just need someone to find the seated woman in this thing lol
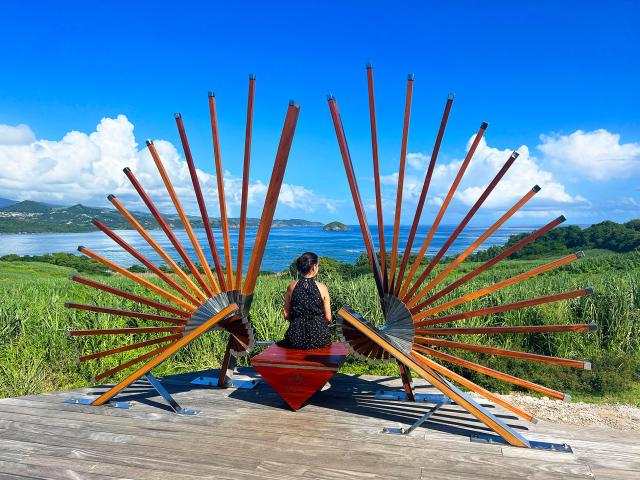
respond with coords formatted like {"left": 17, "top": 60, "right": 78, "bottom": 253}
{"left": 278, "top": 252, "right": 332, "bottom": 350}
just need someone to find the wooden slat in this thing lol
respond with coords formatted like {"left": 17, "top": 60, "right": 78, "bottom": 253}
{"left": 78, "top": 247, "right": 197, "bottom": 312}
{"left": 411, "top": 252, "right": 583, "bottom": 315}
{"left": 416, "top": 324, "right": 595, "bottom": 335}
{"left": 69, "top": 275, "right": 191, "bottom": 318}
{"left": 242, "top": 101, "right": 300, "bottom": 296}
{"left": 327, "top": 96, "right": 384, "bottom": 299}
{"left": 395, "top": 94, "right": 454, "bottom": 295}
{"left": 146, "top": 140, "right": 220, "bottom": 295}
{"left": 175, "top": 113, "right": 226, "bottom": 290}
{"left": 415, "top": 288, "right": 593, "bottom": 327}
{"left": 208, "top": 92, "right": 235, "bottom": 289}
{"left": 64, "top": 302, "right": 188, "bottom": 325}
{"left": 403, "top": 151, "right": 520, "bottom": 301}
{"left": 388, "top": 74, "right": 414, "bottom": 292}
{"left": 414, "top": 215, "right": 566, "bottom": 312}
{"left": 366, "top": 64, "right": 387, "bottom": 290}
{"left": 78, "top": 334, "right": 183, "bottom": 362}
{"left": 398, "top": 122, "right": 488, "bottom": 298}
{"left": 91, "top": 219, "right": 200, "bottom": 305}
{"left": 409, "top": 350, "right": 537, "bottom": 423}
{"left": 410, "top": 186, "right": 540, "bottom": 305}
{"left": 337, "top": 306, "right": 530, "bottom": 447}
{"left": 107, "top": 195, "right": 206, "bottom": 301}
{"left": 92, "top": 304, "right": 238, "bottom": 405}
{"left": 236, "top": 74, "right": 256, "bottom": 291}
{"left": 413, "top": 343, "right": 568, "bottom": 400}
{"left": 68, "top": 327, "right": 184, "bottom": 336}
{"left": 414, "top": 336, "right": 590, "bottom": 369}
{"left": 123, "top": 167, "right": 213, "bottom": 296}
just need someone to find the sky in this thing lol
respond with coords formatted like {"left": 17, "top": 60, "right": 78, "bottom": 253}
{"left": 0, "top": 1, "right": 638, "bottom": 226}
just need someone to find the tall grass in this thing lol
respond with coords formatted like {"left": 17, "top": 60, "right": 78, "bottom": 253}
{"left": 0, "top": 251, "right": 638, "bottom": 400}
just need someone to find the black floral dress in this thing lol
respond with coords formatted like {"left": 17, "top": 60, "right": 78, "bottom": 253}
{"left": 278, "top": 277, "right": 332, "bottom": 350}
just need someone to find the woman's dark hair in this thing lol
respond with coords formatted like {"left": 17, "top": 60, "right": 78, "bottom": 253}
{"left": 295, "top": 252, "right": 319, "bottom": 275}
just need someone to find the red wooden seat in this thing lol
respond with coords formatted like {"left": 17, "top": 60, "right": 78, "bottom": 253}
{"left": 252, "top": 342, "right": 348, "bottom": 410}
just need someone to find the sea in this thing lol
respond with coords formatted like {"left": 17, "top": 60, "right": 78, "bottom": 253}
{"left": 0, "top": 225, "right": 539, "bottom": 273}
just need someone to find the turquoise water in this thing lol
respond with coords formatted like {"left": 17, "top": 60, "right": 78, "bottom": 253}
{"left": 0, "top": 224, "right": 539, "bottom": 272}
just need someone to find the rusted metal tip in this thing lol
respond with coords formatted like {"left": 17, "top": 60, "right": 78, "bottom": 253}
{"left": 90, "top": 218, "right": 99, "bottom": 225}
{"left": 583, "top": 361, "right": 592, "bottom": 371}
{"left": 366, "top": 62, "right": 373, "bottom": 69}
{"left": 512, "top": 151, "right": 520, "bottom": 158}
{"left": 585, "top": 286, "right": 594, "bottom": 295}
{"left": 407, "top": 73, "right": 415, "bottom": 81}
{"left": 208, "top": 90, "right": 215, "bottom": 97}
{"left": 64, "top": 302, "right": 71, "bottom": 308}
{"left": 530, "top": 416, "right": 540, "bottom": 425}
{"left": 558, "top": 214, "right": 567, "bottom": 223}
{"left": 123, "top": 167, "right": 131, "bottom": 173}
{"left": 288, "top": 100, "right": 300, "bottom": 108}
{"left": 563, "top": 394, "right": 572, "bottom": 402}
{"left": 66, "top": 330, "right": 71, "bottom": 337}
{"left": 145, "top": 139, "right": 153, "bottom": 146}
{"left": 480, "top": 121, "right": 489, "bottom": 129}
{"left": 174, "top": 113, "right": 181, "bottom": 119}
{"left": 447, "top": 93, "right": 455, "bottom": 101}
{"left": 533, "top": 185, "right": 541, "bottom": 192}
{"left": 107, "top": 194, "right": 115, "bottom": 201}
{"left": 68, "top": 274, "right": 77, "bottom": 280}
{"left": 576, "top": 250, "right": 585, "bottom": 258}
{"left": 77, "top": 246, "right": 85, "bottom": 252}
{"left": 588, "top": 323, "right": 598, "bottom": 331}
{"left": 90, "top": 377, "right": 97, "bottom": 385}
{"left": 326, "top": 94, "right": 335, "bottom": 101}
{"left": 249, "top": 73, "right": 256, "bottom": 80}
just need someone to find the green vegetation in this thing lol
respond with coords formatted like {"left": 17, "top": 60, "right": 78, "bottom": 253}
{"left": 0, "top": 200, "right": 321, "bottom": 233}
{"left": 323, "top": 221, "right": 350, "bottom": 231}
{"left": 1, "top": 248, "right": 638, "bottom": 404}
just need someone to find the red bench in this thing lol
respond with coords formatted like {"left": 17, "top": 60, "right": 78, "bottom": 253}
{"left": 252, "top": 342, "right": 348, "bottom": 410}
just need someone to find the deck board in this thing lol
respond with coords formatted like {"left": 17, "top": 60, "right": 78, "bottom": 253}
{"left": 0, "top": 369, "right": 637, "bottom": 480}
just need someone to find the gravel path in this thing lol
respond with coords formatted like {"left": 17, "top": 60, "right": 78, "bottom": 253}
{"left": 496, "top": 393, "right": 640, "bottom": 431}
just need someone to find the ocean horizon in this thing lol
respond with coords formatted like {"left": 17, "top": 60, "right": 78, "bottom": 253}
{"left": 0, "top": 224, "right": 545, "bottom": 272}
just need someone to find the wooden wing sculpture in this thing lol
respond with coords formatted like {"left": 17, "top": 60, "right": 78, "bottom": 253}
{"left": 329, "top": 65, "right": 595, "bottom": 448}
{"left": 66, "top": 76, "right": 301, "bottom": 407}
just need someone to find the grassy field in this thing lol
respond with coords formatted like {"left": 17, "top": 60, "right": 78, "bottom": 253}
{"left": 0, "top": 250, "right": 638, "bottom": 405}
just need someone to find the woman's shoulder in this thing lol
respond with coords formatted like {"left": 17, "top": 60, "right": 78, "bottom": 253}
{"left": 287, "top": 279, "right": 298, "bottom": 291}
{"left": 314, "top": 281, "right": 329, "bottom": 293}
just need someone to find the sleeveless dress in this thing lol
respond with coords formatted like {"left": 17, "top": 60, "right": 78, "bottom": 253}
{"left": 278, "top": 277, "right": 332, "bottom": 350}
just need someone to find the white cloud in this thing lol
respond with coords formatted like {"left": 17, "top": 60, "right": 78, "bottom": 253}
{"left": 538, "top": 129, "right": 640, "bottom": 181}
{"left": 0, "top": 116, "right": 339, "bottom": 217}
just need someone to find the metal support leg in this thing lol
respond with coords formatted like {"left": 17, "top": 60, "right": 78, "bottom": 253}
{"left": 375, "top": 390, "right": 453, "bottom": 404}
{"left": 146, "top": 372, "right": 200, "bottom": 415}
{"left": 383, "top": 403, "right": 444, "bottom": 435}
{"left": 397, "top": 360, "right": 416, "bottom": 402}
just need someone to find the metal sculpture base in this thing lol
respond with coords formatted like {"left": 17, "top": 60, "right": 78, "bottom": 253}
{"left": 383, "top": 402, "right": 445, "bottom": 435}
{"left": 64, "top": 397, "right": 132, "bottom": 409}
{"left": 145, "top": 373, "right": 200, "bottom": 415}
{"left": 190, "top": 353, "right": 259, "bottom": 390}
{"left": 376, "top": 390, "right": 453, "bottom": 404}
{"left": 471, "top": 433, "right": 573, "bottom": 453}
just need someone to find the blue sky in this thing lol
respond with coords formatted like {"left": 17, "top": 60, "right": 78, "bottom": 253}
{"left": 0, "top": 1, "right": 638, "bottom": 225}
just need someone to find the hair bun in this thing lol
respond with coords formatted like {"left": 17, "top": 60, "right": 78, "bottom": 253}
{"left": 295, "top": 252, "right": 319, "bottom": 275}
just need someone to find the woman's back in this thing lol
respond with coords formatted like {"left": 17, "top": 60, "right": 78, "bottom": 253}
{"left": 290, "top": 277, "right": 325, "bottom": 319}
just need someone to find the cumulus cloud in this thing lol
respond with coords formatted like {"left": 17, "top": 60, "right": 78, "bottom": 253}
{"left": 0, "top": 115, "right": 339, "bottom": 217}
{"left": 538, "top": 129, "right": 640, "bottom": 181}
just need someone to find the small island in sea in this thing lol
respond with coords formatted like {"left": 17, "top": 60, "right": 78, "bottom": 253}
{"left": 323, "top": 221, "right": 350, "bottom": 231}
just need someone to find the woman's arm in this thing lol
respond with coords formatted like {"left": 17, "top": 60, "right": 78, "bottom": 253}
{"left": 318, "top": 282, "right": 332, "bottom": 322}
{"left": 283, "top": 281, "right": 296, "bottom": 321}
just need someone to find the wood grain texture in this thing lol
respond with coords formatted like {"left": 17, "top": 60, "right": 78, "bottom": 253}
{"left": 413, "top": 343, "right": 567, "bottom": 400}
{"left": 398, "top": 122, "right": 488, "bottom": 299}
{"left": 108, "top": 195, "right": 206, "bottom": 300}
{"left": 243, "top": 102, "right": 300, "bottom": 296}
{"left": 175, "top": 113, "right": 226, "bottom": 290}
{"left": 70, "top": 275, "right": 191, "bottom": 318}
{"left": 208, "top": 92, "right": 235, "bottom": 289}
{"left": 236, "top": 74, "right": 256, "bottom": 291}
{"left": 414, "top": 215, "right": 566, "bottom": 312}
{"left": 395, "top": 94, "right": 454, "bottom": 296}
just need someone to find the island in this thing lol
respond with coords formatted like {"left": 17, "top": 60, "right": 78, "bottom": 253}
{"left": 323, "top": 221, "right": 350, "bottom": 231}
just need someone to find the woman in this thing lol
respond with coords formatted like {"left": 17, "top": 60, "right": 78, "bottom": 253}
{"left": 278, "top": 252, "right": 332, "bottom": 350}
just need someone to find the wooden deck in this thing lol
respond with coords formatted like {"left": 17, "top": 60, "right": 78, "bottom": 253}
{"left": 0, "top": 369, "right": 638, "bottom": 480}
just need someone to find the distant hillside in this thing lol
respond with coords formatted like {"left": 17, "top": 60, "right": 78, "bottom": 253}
{"left": 0, "top": 198, "right": 16, "bottom": 207}
{"left": 0, "top": 200, "right": 322, "bottom": 233}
